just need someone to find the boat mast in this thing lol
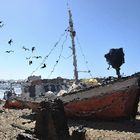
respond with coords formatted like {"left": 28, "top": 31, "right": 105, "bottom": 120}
{"left": 68, "top": 9, "right": 79, "bottom": 84}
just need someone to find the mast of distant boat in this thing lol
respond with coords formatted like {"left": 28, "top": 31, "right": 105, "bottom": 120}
{"left": 68, "top": 9, "right": 79, "bottom": 84}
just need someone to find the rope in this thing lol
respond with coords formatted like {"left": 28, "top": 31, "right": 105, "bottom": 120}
{"left": 76, "top": 36, "right": 93, "bottom": 78}
{"left": 47, "top": 32, "right": 68, "bottom": 78}
{"left": 61, "top": 54, "right": 72, "bottom": 60}
{"left": 30, "top": 29, "right": 68, "bottom": 75}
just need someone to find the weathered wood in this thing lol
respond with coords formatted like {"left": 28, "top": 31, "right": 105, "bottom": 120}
{"left": 17, "top": 133, "right": 39, "bottom": 140}
{"left": 35, "top": 98, "right": 70, "bottom": 140}
{"left": 11, "top": 123, "right": 34, "bottom": 134}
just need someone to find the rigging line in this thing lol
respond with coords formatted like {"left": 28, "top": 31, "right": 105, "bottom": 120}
{"left": 30, "top": 29, "right": 68, "bottom": 75}
{"left": 76, "top": 36, "right": 93, "bottom": 78}
{"left": 47, "top": 32, "right": 68, "bottom": 79}
{"left": 66, "top": 0, "right": 70, "bottom": 11}
{"left": 61, "top": 54, "right": 72, "bottom": 60}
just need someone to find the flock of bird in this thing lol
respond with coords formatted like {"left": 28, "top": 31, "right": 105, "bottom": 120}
{"left": 0, "top": 20, "right": 46, "bottom": 69}
{"left": 5, "top": 39, "right": 46, "bottom": 68}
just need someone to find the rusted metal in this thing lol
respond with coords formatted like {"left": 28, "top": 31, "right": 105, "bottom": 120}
{"left": 64, "top": 89, "right": 139, "bottom": 120}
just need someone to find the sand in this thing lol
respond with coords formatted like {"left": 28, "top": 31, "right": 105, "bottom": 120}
{"left": 0, "top": 101, "right": 140, "bottom": 140}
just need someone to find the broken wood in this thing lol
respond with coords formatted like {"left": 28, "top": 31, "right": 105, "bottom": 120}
{"left": 17, "top": 133, "right": 39, "bottom": 140}
{"left": 11, "top": 123, "right": 34, "bottom": 134}
{"left": 35, "top": 98, "right": 70, "bottom": 140}
{"left": 16, "top": 99, "right": 87, "bottom": 140}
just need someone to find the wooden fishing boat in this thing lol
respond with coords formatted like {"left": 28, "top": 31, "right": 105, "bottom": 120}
{"left": 60, "top": 73, "right": 140, "bottom": 120}
{"left": 4, "top": 73, "right": 140, "bottom": 120}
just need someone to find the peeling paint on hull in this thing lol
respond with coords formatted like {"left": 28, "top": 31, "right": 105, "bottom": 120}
{"left": 64, "top": 88, "right": 139, "bottom": 119}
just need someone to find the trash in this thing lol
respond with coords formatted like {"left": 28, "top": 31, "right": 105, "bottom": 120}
{"left": 81, "top": 78, "right": 101, "bottom": 87}
{"left": 57, "top": 90, "right": 67, "bottom": 96}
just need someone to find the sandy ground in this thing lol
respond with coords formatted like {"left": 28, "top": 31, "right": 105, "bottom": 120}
{"left": 0, "top": 101, "right": 140, "bottom": 140}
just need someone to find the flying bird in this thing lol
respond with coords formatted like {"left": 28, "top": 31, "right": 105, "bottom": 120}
{"left": 31, "top": 47, "right": 35, "bottom": 52}
{"left": 0, "top": 21, "right": 4, "bottom": 28}
{"left": 5, "top": 50, "right": 14, "bottom": 53}
{"left": 8, "top": 39, "right": 13, "bottom": 45}
{"left": 29, "top": 60, "right": 33, "bottom": 65}
{"left": 22, "top": 46, "right": 30, "bottom": 51}
{"left": 41, "top": 63, "right": 46, "bottom": 68}
{"left": 33, "top": 56, "right": 42, "bottom": 59}
{"left": 0, "top": 24, "right": 4, "bottom": 27}
{"left": 26, "top": 57, "right": 31, "bottom": 60}
{"left": 69, "top": 46, "right": 72, "bottom": 50}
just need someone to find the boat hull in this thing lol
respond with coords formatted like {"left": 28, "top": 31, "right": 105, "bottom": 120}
{"left": 64, "top": 88, "right": 139, "bottom": 120}
{"left": 3, "top": 74, "right": 140, "bottom": 120}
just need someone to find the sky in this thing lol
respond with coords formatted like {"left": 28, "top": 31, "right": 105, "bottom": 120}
{"left": 0, "top": 0, "right": 140, "bottom": 80}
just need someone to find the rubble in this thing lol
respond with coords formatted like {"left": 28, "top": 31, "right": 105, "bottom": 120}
{"left": 14, "top": 98, "right": 87, "bottom": 140}
{"left": 71, "top": 125, "right": 86, "bottom": 140}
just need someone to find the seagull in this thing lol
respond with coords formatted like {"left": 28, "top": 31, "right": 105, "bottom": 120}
{"left": 8, "top": 39, "right": 13, "bottom": 45}
{"left": 31, "top": 47, "right": 35, "bottom": 52}
{"left": 29, "top": 60, "right": 33, "bottom": 65}
{"left": 5, "top": 50, "right": 14, "bottom": 53}
{"left": 41, "top": 63, "right": 46, "bottom": 68}
{"left": 69, "top": 46, "right": 72, "bottom": 50}
{"left": 22, "top": 46, "right": 30, "bottom": 51}
{"left": 0, "top": 21, "right": 4, "bottom": 27}
{"left": 33, "top": 56, "right": 42, "bottom": 59}
{"left": 26, "top": 57, "right": 31, "bottom": 60}
{"left": 0, "top": 24, "right": 4, "bottom": 27}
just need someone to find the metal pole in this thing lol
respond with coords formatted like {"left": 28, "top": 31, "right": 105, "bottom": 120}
{"left": 68, "top": 10, "right": 79, "bottom": 84}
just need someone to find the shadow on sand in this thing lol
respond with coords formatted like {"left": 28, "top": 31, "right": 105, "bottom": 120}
{"left": 68, "top": 118, "right": 140, "bottom": 133}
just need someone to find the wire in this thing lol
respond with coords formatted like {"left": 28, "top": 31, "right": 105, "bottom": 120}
{"left": 76, "top": 36, "right": 93, "bottom": 78}
{"left": 47, "top": 32, "right": 68, "bottom": 78}
{"left": 61, "top": 54, "right": 72, "bottom": 60}
{"left": 30, "top": 29, "right": 68, "bottom": 75}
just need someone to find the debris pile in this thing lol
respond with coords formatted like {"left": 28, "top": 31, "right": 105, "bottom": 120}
{"left": 17, "top": 98, "right": 86, "bottom": 140}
